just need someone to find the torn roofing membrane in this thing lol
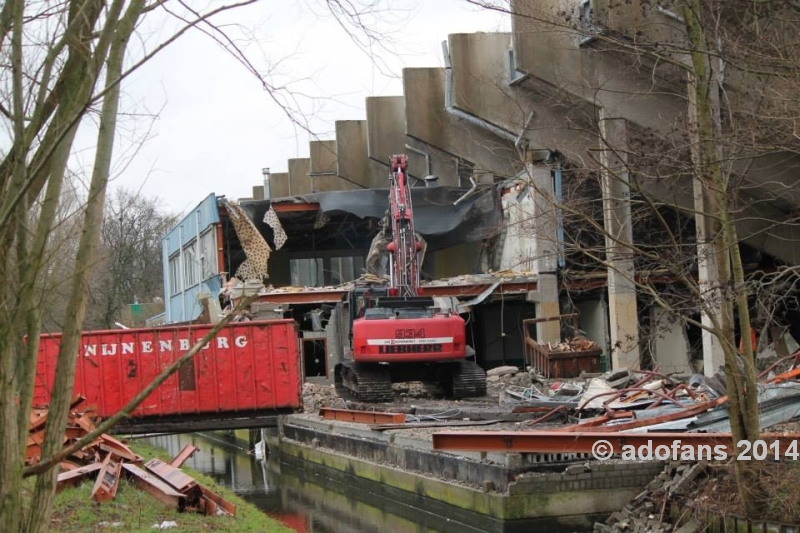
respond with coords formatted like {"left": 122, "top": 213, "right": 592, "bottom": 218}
{"left": 239, "top": 186, "right": 503, "bottom": 251}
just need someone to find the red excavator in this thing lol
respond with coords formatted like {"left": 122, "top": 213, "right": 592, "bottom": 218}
{"left": 334, "top": 155, "right": 487, "bottom": 402}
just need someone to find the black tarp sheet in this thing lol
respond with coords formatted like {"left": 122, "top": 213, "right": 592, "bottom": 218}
{"left": 242, "top": 186, "right": 502, "bottom": 251}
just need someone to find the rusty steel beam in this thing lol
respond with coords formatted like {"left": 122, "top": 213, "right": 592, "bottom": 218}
{"left": 561, "top": 397, "right": 727, "bottom": 433}
{"left": 199, "top": 485, "right": 236, "bottom": 516}
{"left": 91, "top": 455, "right": 122, "bottom": 503}
{"left": 145, "top": 458, "right": 197, "bottom": 493}
{"left": 98, "top": 434, "right": 139, "bottom": 462}
{"left": 319, "top": 407, "right": 406, "bottom": 424}
{"left": 57, "top": 463, "right": 103, "bottom": 492}
{"left": 169, "top": 444, "right": 200, "bottom": 468}
{"left": 123, "top": 463, "right": 186, "bottom": 510}
{"left": 432, "top": 431, "right": 800, "bottom": 454}
{"left": 272, "top": 202, "right": 320, "bottom": 213}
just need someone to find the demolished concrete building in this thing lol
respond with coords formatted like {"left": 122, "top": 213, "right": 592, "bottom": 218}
{"left": 159, "top": 0, "right": 800, "bottom": 384}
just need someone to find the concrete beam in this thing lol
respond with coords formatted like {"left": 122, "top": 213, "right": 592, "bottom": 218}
{"left": 366, "top": 96, "right": 406, "bottom": 166}
{"left": 309, "top": 140, "right": 352, "bottom": 192}
{"left": 335, "top": 120, "right": 384, "bottom": 188}
{"left": 270, "top": 172, "right": 290, "bottom": 199}
{"left": 288, "top": 158, "right": 312, "bottom": 195}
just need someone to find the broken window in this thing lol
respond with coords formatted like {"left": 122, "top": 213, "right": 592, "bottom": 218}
{"left": 169, "top": 255, "right": 181, "bottom": 295}
{"left": 290, "top": 255, "right": 364, "bottom": 287}
{"left": 199, "top": 228, "right": 217, "bottom": 281}
{"left": 183, "top": 241, "right": 198, "bottom": 288}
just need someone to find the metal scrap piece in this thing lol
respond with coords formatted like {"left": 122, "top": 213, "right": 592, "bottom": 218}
{"left": 169, "top": 445, "right": 199, "bottom": 468}
{"left": 123, "top": 463, "right": 186, "bottom": 511}
{"left": 91, "top": 454, "right": 122, "bottom": 503}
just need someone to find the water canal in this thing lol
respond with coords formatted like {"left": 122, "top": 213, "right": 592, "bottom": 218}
{"left": 144, "top": 431, "right": 593, "bottom": 533}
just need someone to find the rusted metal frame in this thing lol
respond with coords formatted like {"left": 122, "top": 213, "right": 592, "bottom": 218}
{"left": 145, "top": 458, "right": 197, "bottom": 493}
{"left": 432, "top": 430, "right": 800, "bottom": 453}
{"left": 561, "top": 397, "right": 727, "bottom": 433}
{"left": 770, "top": 367, "right": 800, "bottom": 384}
{"left": 170, "top": 444, "right": 200, "bottom": 468}
{"left": 272, "top": 202, "right": 320, "bottom": 213}
{"left": 198, "top": 485, "right": 236, "bottom": 516}
{"left": 759, "top": 350, "right": 800, "bottom": 379}
{"left": 91, "top": 454, "right": 122, "bottom": 503}
{"left": 56, "top": 463, "right": 103, "bottom": 492}
{"left": 40, "top": 395, "right": 89, "bottom": 432}
{"left": 577, "top": 387, "right": 682, "bottom": 415}
{"left": 370, "top": 419, "right": 501, "bottom": 432}
{"left": 319, "top": 407, "right": 406, "bottom": 424}
{"left": 524, "top": 405, "right": 567, "bottom": 426}
{"left": 648, "top": 383, "right": 696, "bottom": 410}
{"left": 98, "top": 434, "right": 139, "bottom": 462}
{"left": 123, "top": 463, "right": 186, "bottom": 510}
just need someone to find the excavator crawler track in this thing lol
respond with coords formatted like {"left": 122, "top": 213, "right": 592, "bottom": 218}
{"left": 451, "top": 360, "right": 487, "bottom": 399}
{"left": 335, "top": 362, "right": 394, "bottom": 403}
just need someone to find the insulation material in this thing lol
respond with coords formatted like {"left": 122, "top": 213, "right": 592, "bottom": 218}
{"left": 262, "top": 206, "right": 287, "bottom": 250}
{"left": 225, "top": 200, "right": 271, "bottom": 282}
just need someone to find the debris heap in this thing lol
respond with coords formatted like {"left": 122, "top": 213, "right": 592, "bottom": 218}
{"left": 30, "top": 397, "right": 235, "bottom": 516}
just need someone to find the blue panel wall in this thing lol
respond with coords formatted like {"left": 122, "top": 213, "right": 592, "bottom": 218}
{"left": 162, "top": 194, "right": 221, "bottom": 324}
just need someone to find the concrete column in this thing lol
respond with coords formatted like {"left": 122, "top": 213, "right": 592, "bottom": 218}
{"left": 693, "top": 170, "right": 726, "bottom": 375}
{"left": 651, "top": 307, "right": 692, "bottom": 374}
{"left": 528, "top": 164, "right": 560, "bottom": 344}
{"left": 598, "top": 110, "right": 640, "bottom": 369}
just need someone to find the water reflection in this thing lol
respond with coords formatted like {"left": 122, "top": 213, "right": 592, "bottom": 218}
{"left": 144, "top": 431, "right": 592, "bottom": 533}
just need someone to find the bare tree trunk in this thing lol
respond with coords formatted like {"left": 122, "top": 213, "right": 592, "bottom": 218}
{"left": 0, "top": 0, "right": 31, "bottom": 527}
{"left": 24, "top": 2, "right": 144, "bottom": 531}
{"left": 682, "top": 0, "right": 764, "bottom": 517}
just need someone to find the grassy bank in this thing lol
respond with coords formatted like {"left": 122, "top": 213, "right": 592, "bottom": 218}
{"left": 34, "top": 441, "right": 294, "bottom": 533}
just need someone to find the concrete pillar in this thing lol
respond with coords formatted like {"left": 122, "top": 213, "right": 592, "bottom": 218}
{"left": 524, "top": 164, "right": 560, "bottom": 344}
{"left": 693, "top": 172, "right": 726, "bottom": 375}
{"left": 651, "top": 307, "right": 692, "bottom": 374}
{"left": 598, "top": 110, "right": 640, "bottom": 370}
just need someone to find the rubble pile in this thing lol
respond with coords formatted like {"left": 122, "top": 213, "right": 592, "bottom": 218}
{"left": 486, "top": 365, "right": 537, "bottom": 397}
{"left": 30, "top": 397, "right": 234, "bottom": 515}
{"left": 594, "top": 462, "right": 706, "bottom": 533}
{"left": 546, "top": 337, "right": 599, "bottom": 353}
{"left": 484, "top": 350, "right": 800, "bottom": 434}
{"left": 302, "top": 382, "right": 340, "bottom": 411}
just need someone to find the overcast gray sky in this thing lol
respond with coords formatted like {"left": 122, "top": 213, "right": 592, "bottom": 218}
{"left": 92, "top": 0, "right": 509, "bottom": 216}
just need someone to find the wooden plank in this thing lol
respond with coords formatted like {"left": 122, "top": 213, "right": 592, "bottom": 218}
{"left": 169, "top": 444, "right": 199, "bottom": 468}
{"left": 57, "top": 463, "right": 103, "bottom": 492}
{"left": 145, "top": 458, "right": 197, "bottom": 493}
{"left": 123, "top": 463, "right": 185, "bottom": 510}
{"left": 90, "top": 455, "right": 122, "bottom": 503}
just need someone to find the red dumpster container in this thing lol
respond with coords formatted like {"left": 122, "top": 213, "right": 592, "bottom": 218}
{"left": 33, "top": 320, "right": 302, "bottom": 419}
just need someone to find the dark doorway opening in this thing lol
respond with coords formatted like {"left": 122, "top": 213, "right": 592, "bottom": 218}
{"left": 303, "top": 339, "right": 327, "bottom": 378}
